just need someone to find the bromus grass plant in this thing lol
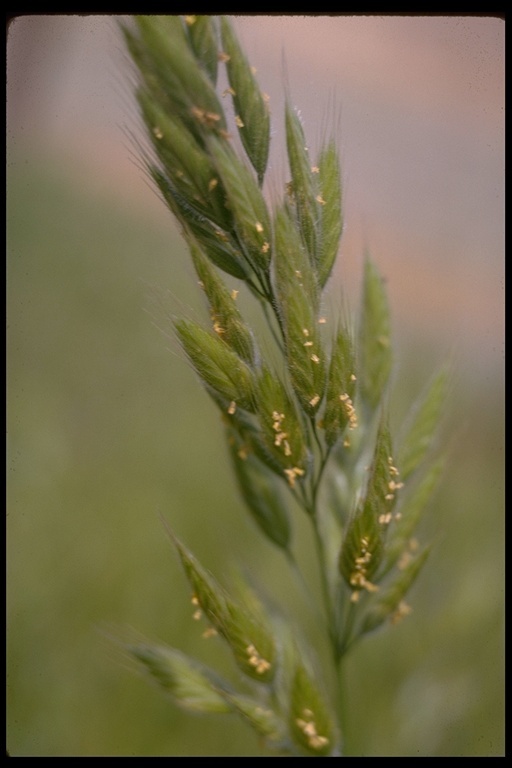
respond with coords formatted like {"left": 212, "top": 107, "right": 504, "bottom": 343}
{"left": 119, "top": 15, "right": 449, "bottom": 756}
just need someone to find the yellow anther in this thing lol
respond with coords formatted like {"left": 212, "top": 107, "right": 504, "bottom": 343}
{"left": 284, "top": 467, "right": 305, "bottom": 487}
{"left": 296, "top": 710, "right": 329, "bottom": 751}
{"left": 390, "top": 601, "right": 412, "bottom": 625}
{"left": 152, "top": 126, "right": 163, "bottom": 139}
{"left": 228, "top": 401, "right": 237, "bottom": 415}
{"left": 235, "top": 115, "right": 244, "bottom": 128}
{"left": 246, "top": 644, "right": 271, "bottom": 675}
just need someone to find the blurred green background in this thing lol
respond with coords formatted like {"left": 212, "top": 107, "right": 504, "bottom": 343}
{"left": 7, "top": 15, "right": 504, "bottom": 756}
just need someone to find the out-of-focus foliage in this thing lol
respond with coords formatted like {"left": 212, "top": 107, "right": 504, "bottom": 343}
{"left": 7, "top": 151, "right": 504, "bottom": 756}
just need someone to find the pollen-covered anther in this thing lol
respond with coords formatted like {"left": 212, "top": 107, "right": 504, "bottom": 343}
{"left": 191, "top": 106, "right": 206, "bottom": 122}
{"left": 284, "top": 467, "right": 305, "bottom": 487}
{"left": 309, "top": 394, "right": 321, "bottom": 408}
{"left": 390, "top": 600, "right": 412, "bottom": 625}
{"left": 339, "top": 393, "right": 358, "bottom": 429}
{"left": 388, "top": 456, "right": 400, "bottom": 476}
{"left": 212, "top": 320, "right": 225, "bottom": 335}
{"left": 191, "top": 595, "right": 202, "bottom": 620}
{"left": 274, "top": 431, "right": 288, "bottom": 448}
{"left": 318, "top": 317, "right": 327, "bottom": 324}
{"left": 388, "top": 480, "right": 404, "bottom": 492}
{"left": 235, "top": 115, "right": 245, "bottom": 128}
{"left": 184, "top": 15, "right": 196, "bottom": 25}
{"left": 315, "top": 195, "right": 327, "bottom": 205}
{"left": 272, "top": 411, "right": 286, "bottom": 431}
{"left": 227, "top": 401, "right": 237, "bottom": 415}
{"left": 152, "top": 126, "right": 163, "bottom": 139}
{"left": 202, "top": 626, "right": 218, "bottom": 638}
{"left": 350, "top": 537, "right": 379, "bottom": 597}
{"left": 230, "top": 289, "right": 239, "bottom": 300}
{"left": 261, "top": 242, "right": 270, "bottom": 254}
{"left": 311, "top": 354, "right": 320, "bottom": 364}
{"left": 246, "top": 644, "right": 271, "bottom": 675}
{"left": 304, "top": 341, "right": 313, "bottom": 347}
{"left": 311, "top": 165, "right": 320, "bottom": 173}
{"left": 204, "top": 111, "right": 222, "bottom": 127}
{"left": 208, "top": 177, "right": 218, "bottom": 191}
{"left": 397, "top": 551, "right": 413, "bottom": 570}
{"left": 379, "top": 512, "right": 393, "bottom": 525}
{"left": 296, "top": 710, "right": 329, "bottom": 751}
{"left": 295, "top": 270, "right": 303, "bottom": 279}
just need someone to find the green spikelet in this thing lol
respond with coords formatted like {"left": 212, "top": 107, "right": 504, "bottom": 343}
{"left": 359, "top": 256, "right": 392, "bottom": 411}
{"left": 171, "top": 533, "right": 277, "bottom": 684}
{"left": 208, "top": 135, "right": 272, "bottom": 271}
{"left": 184, "top": 15, "right": 219, "bottom": 84}
{"left": 125, "top": 16, "right": 227, "bottom": 146}
{"left": 323, "top": 325, "right": 357, "bottom": 446}
{"left": 220, "top": 16, "right": 271, "bottom": 185}
{"left": 274, "top": 206, "right": 325, "bottom": 416}
{"left": 316, "top": 140, "right": 343, "bottom": 287}
{"left": 174, "top": 318, "right": 256, "bottom": 411}
{"left": 138, "top": 91, "right": 230, "bottom": 230}
{"left": 190, "top": 242, "right": 256, "bottom": 365}
{"left": 227, "top": 425, "right": 291, "bottom": 550}
{"left": 398, "top": 367, "right": 449, "bottom": 482}
{"left": 285, "top": 102, "right": 320, "bottom": 264}
{"left": 289, "top": 659, "right": 335, "bottom": 756}
{"left": 361, "top": 545, "right": 431, "bottom": 634}
{"left": 255, "top": 365, "right": 309, "bottom": 486}
{"left": 128, "top": 644, "right": 232, "bottom": 713}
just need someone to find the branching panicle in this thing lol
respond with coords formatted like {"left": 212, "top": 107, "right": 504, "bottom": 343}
{"left": 120, "top": 14, "right": 447, "bottom": 757}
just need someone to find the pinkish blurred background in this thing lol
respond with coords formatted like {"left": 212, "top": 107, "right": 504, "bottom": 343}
{"left": 7, "top": 14, "right": 504, "bottom": 369}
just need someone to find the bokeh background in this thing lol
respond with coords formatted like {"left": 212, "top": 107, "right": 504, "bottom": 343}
{"left": 7, "top": 14, "right": 504, "bottom": 756}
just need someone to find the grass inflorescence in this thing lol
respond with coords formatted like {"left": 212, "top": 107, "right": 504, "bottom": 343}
{"left": 119, "top": 14, "right": 448, "bottom": 757}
